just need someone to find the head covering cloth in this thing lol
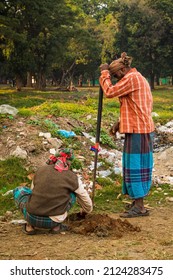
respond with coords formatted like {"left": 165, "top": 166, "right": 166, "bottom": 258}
{"left": 109, "top": 52, "right": 133, "bottom": 76}
{"left": 46, "top": 148, "right": 74, "bottom": 172}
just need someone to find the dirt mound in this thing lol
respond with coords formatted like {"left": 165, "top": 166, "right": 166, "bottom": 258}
{"left": 67, "top": 213, "right": 141, "bottom": 238}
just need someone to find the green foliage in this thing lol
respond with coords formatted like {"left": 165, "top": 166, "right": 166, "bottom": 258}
{"left": 96, "top": 177, "right": 115, "bottom": 187}
{"left": 0, "top": 157, "right": 31, "bottom": 215}
{"left": 62, "top": 137, "right": 84, "bottom": 151}
{"left": 70, "top": 158, "right": 83, "bottom": 170}
{"left": 40, "top": 119, "right": 59, "bottom": 137}
{"left": 0, "top": 195, "right": 16, "bottom": 215}
{"left": 0, "top": 0, "right": 173, "bottom": 89}
{"left": 72, "top": 126, "right": 83, "bottom": 135}
{"left": 0, "top": 0, "right": 83, "bottom": 89}
{"left": 100, "top": 130, "right": 116, "bottom": 148}
{"left": 18, "top": 108, "right": 34, "bottom": 116}
{"left": 97, "top": 158, "right": 113, "bottom": 170}
{"left": 0, "top": 157, "right": 30, "bottom": 193}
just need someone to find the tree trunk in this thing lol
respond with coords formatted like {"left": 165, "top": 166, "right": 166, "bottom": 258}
{"left": 59, "top": 71, "right": 66, "bottom": 87}
{"left": 150, "top": 73, "right": 155, "bottom": 90}
{"left": 59, "top": 61, "right": 76, "bottom": 88}
{"left": 69, "top": 80, "right": 74, "bottom": 91}
{"left": 16, "top": 75, "right": 23, "bottom": 91}
{"left": 156, "top": 74, "right": 160, "bottom": 86}
{"left": 35, "top": 72, "right": 46, "bottom": 90}
{"left": 67, "top": 77, "right": 78, "bottom": 92}
{"left": 87, "top": 79, "right": 91, "bottom": 87}
{"left": 26, "top": 72, "right": 32, "bottom": 87}
{"left": 78, "top": 75, "right": 83, "bottom": 87}
{"left": 92, "top": 73, "right": 96, "bottom": 86}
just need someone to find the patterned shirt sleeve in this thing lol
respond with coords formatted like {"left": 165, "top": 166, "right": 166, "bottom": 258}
{"left": 99, "top": 70, "right": 132, "bottom": 98}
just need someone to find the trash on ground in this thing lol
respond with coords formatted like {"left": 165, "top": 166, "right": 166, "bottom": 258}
{"left": 57, "top": 130, "right": 76, "bottom": 138}
{"left": 0, "top": 104, "right": 18, "bottom": 116}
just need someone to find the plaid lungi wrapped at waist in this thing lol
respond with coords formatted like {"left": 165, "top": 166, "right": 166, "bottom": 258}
{"left": 13, "top": 187, "right": 60, "bottom": 228}
{"left": 122, "top": 132, "right": 154, "bottom": 199}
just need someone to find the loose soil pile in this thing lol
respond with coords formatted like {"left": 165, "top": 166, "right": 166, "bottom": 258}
{"left": 67, "top": 213, "right": 140, "bottom": 238}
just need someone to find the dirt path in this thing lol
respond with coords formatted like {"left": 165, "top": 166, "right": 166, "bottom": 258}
{"left": 0, "top": 205, "right": 173, "bottom": 260}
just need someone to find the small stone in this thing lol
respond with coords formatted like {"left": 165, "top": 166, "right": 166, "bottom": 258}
{"left": 166, "top": 197, "right": 173, "bottom": 202}
{"left": 5, "top": 211, "right": 13, "bottom": 218}
{"left": 27, "top": 146, "right": 36, "bottom": 152}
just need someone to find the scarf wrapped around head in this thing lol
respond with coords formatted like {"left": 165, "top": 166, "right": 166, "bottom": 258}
{"left": 46, "top": 148, "right": 74, "bottom": 172}
{"left": 109, "top": 52, "right": 133, "bottom": 76}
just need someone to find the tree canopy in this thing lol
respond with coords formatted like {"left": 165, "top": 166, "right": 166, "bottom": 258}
{"left": 0, "top": 0, "right": 172, "bottom": 90}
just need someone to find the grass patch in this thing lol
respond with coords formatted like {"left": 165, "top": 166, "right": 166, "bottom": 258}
{"left": 100, "top": 129, "right": 117, "bottom": 149}
{"left": 146, "top": 184, "right": 173, "bottom": 206}
{"left": 0, "top": 157, "right": 31, "bottom": 215}
{"left": 152, "top": 89, "right": 173, "bottom": 123}
{"left": 93, "top": 177, "right": 124, "bottom": 213}
{"left": 0, "top": 157, "right": 30, "bottom": 193}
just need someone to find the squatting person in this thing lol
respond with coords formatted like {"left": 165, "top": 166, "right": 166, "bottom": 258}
{"left": 13, "top": 148, "right": 93, "bottom": 234}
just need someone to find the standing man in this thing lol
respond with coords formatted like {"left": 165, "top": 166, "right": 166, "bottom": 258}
{"left": 99, "top": 52, "right": 154, "bottom": 218}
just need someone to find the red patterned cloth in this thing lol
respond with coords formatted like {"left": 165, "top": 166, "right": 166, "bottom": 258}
{"left": 47, "top": 148, "right": 74, "bottom": 172}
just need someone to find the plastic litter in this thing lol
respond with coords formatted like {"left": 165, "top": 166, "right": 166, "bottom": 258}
{"left": 57, "top": 130, "right": 76, "bottom": 138}
{"left": 2, "top": 190, "right": 13, "bottom": 196}
{"left": 0, "top": 104, "right": 18, "bottom": 116}
{"left": 89, "top": 161, "right": 103, "bottom": 171}
{"left": 39, "top": 132, "right": 51, "bottom": 139}
{"left": 10, "top": 219, "right": 26, "bottom": 225}
{"left": 97, "top": 170, "right": 112, "bottom": 177}
{"left": 10, "top": 146, "right": 27, "bottom": 159}
{"left": 49, "top": 148, "right": 56, "bottom": 155}
{"left": 82, "top": 132, "right": 95, "bottom": 143}
{"left": 113, "top": 167, "right": 122, "bottom": 175}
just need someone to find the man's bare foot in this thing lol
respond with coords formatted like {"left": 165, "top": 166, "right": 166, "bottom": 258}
{"left": 22, "top": 223, "right": 36, "bottom": 235}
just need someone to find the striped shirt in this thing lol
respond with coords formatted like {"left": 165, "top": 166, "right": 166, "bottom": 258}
{"left": 99, "top": 68, "right": 155, "bottom": 133}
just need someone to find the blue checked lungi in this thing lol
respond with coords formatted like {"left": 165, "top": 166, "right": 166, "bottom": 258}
{"left": 122, "top": 132, "right": 154, "bottom": 199}
{"left": 13, "top": 187, "right": 76, "bottom": 229}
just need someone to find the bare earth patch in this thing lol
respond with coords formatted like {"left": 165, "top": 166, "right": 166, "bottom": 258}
{"left": 0, "top": 206, "right": 173, "bottom": 260}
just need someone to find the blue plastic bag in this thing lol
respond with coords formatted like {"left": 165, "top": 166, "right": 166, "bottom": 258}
{"left": 57, "top": 130, "right": 76, "bottom": 138}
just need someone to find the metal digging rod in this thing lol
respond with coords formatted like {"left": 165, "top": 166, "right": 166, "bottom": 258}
{"left": 91, "top": 85, "right": 103, "bottom": 203}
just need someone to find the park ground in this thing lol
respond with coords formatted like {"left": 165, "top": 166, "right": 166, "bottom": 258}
{"left": 0, "top": 205, "right": 173, "bottom": 260}
{"left": 0, "top": 87, "right": 173, "bottom": 260}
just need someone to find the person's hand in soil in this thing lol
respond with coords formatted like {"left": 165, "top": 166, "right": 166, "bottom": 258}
{"left": 77, "top": 209, "right": 87, "bottom": 220}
